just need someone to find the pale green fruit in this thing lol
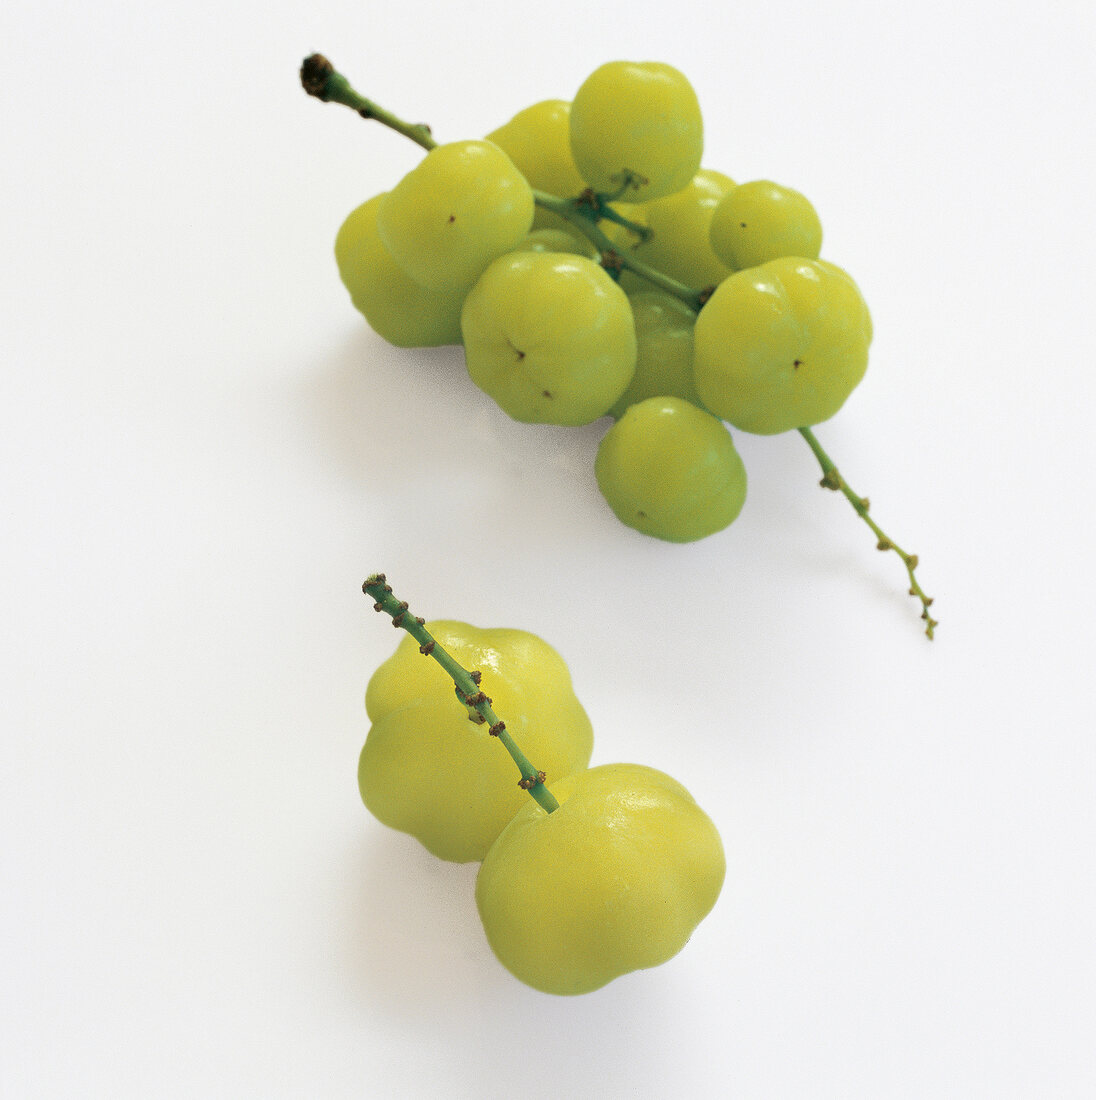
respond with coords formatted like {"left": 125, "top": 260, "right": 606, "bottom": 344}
{"left": 334, "top": 195, "right": 463, "bottom": 347}
{"left": 477, "top": 763, "right": 725, "bottom": 995}
{"left": 607, "top": 291, "right": 705, "bottom": 419}
{"left": 595, "top": 397, "right": 747, "bottom": 542}
{"left": 461, "top": 251, "right": 636, "bottom": 426}
{"left": 619, "top": 168, "right": 737, "bottom": 293}
{"left": 693, "top": 257, "right": 871, "bottom": 435}
{"left": 486, "top": 100, "right": 588, "bottom": 231}
{"left": 708, "top": 180, "right": 822, "bottom": 270}
{"left": 376, "top": 140, "right": 535, "bottom": 292}
{"left": 569, "top": 61, "right": 703, "bottom": 203}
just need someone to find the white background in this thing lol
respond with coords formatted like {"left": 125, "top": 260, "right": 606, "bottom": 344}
{"left": 3, "top": 1, "right": 1095, "bottom": 1096}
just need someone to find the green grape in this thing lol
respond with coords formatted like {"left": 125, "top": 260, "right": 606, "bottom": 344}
{"left": 619, "top": 169, "right": 736, "bottom": 293}
{"left": 595, "top": 397, "right": 747, "bottom": 542}
{"left": 607, "top": 291, "right": 704, "bottom": 419}
{"left": 708, "top": 180, "right": 822, "bottom": 270}
{"left": 513, "top": 227, "right": 598, "bottom": 259}
{"left": 569, "top": 61, "right": 703, "bottom": 203}
{"left": 334, "top": 195, "right": 463, "bottom": 347}
{"left": 693, "top": 257, "right": 871, "bottom": 435}
{"left": 477, "top": 763, "right": 725, "bottom": 995}
{"left": 377, "top": 140, "right": 535, "bottom": 292}
{"left": 485, "top": 100, "right": 587, "bottom": 231}
{"left": 461, "top": 251, "right": 636, "bottom": 426}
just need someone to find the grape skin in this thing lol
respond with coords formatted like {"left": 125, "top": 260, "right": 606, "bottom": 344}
{"left": 569, "top": 61, "right": 703, "bottom": 203}
{"left": 709, "top": 180, "right": 822, "bottom": 270}
{"left": 334, "top": 195, "right": 463, "bottom": 347}
{"left": 607, "top": 291, "right": 705, "bottom": 419}
{"left": 486, "top": 100, "right": 588, "bottom": 231}
{"left": 461, "top": 252, "right": 636, "bottom": 426}
{"left": 377, "top": 140, "right": 535, "bottom": 292}
{"left": 693, "top": 257, "right": 872, "bottom": 435}
{"left": 595, "top": 397, "right": 747, "bottom": 542}
{"left": 618, "top": 168, "right": 737, "bottom": 293}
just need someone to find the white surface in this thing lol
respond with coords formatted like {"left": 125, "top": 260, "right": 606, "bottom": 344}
{"left": 3, "top": 1, "right": 1095, "bottom": 1096}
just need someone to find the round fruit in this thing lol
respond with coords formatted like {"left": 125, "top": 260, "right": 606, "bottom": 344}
{"left": 619, "top": 168, "right": 736, "bottom": 293}
{"left": 334, "top": 195, "right": 463, "bottom": 347}
{"left": 360, "top": 621, "right": 594, "bottom": 863}
{"left": 461, "top": 251, "right": 636, "bottom": 425}
{"left": 476, "top": 763, "right": 725, "bottom": 996}
{"left": 376, "top": 140, "right": 535, "bottom": 292}
{"left": 486, "top": 100, "right": 587, "bottom": 231}
{"left": 607, "top": 292, "right": 705, "bottom": 418}
{"left": 708, "top": 180, "right": 822, "bottom": 270}
{"left": 569, "top": 61, "right": 703, "bottom": 203}
{"left": 513, "top": 227, "right": 597, "bottom": 259}
{"left": 595, "top": 397, "right": 747, "bottom": 541}
{"left": 693, "top": 258, "right": 872, "bottom": 435}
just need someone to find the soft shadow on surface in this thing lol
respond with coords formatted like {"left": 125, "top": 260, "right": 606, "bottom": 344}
{"left": 298, "top": 326, "right": 470, "bottom": 490}
{"left": 337, "top": 827, "right": 495, "bottom": 1019}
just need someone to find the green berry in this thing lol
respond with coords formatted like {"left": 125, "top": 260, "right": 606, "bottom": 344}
{"left": 595, "top": 397, "right": 747, "bottom": 542}
{"left": 708, "top": 180, "right": 822, "bottom": 270}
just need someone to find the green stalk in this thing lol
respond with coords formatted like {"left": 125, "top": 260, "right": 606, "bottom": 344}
{"left": 362, "top": 574, "right": 560, "bottom": 813}
{"left": 300, "top": 55, "right": 437, "bottom": 151}
{"left": 798, "top": 427, "right": 936, "bottom": 638}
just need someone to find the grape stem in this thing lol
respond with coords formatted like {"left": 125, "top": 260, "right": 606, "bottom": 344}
{"left": 362, "top": 574, "right": 560, "bottom": 812}
{"left": 797, "top": 427, "right": 937, "bottom": 638}
{"left": 299, "top": 54, "right": 704, "bottom": 309}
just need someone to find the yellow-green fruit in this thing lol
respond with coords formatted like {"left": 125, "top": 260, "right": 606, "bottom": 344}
{"left": 620, "top": 169, "right": 736, "bottom": 293}
{"left": 476, "top": 763, "right": 725, "bottom": 996}
{"left": 596, "top": 397, "right": 747, "bottom": 542}
{"left": 512, "top": 227, "right": 598, "bottom": 260}
{"left": 377, "top": 140, "right": 535, "bottom": 292}
{"left": 461, "top": 251, "right": 636, "bottom": 426}
{"left": 708, "top": 180, "right": 822, "bottom": 270}
{"left": 486, "top": 100, "right": 587, "bottom": 232}
{"left": 569, "top": 61, "right": 703, "bottom": 203}
{"left": 693, "top": 258, "right": 871, "bottom": 435}
{"left": 361, "top": 621, "right": 593, "bottom": 863}
{"left": 607, "top": 292, "right": 704, "bottom": 419}
{"left": 334, "top": 195, "right": 463, "bottom": 347}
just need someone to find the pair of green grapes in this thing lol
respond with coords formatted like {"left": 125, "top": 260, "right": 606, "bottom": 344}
{"left": 361, "top": 579, "right": 725, "bottom": 997}
{"left": 331, "top": 59, "right": 873, "bottom": 544}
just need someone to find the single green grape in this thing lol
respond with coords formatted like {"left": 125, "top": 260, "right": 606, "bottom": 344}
{"left": 485, "top": 100, "right": 587, "bottom": 232}
{"left": 619, "top": 169, "right": 737, "bottom": 293}
{"left": 377, "top": 140, "right": 535, "bottom": 292}
{"left": 607, "top": 291, "right": 704, "bottom": 418}
{"left": 595, "top": 397, "right": 747, "bottom": 542}
{"left": 334, "top": 195, "right": 464, "bottom": 347}
{"left": 708, "top": 180, "right": 822, "bottom": 270}
{"left": 512, "top": 227, "right": 598, "bottom": 259}
{"left": 461, "top": 251, "right": 636, "bottom": 426}
{"left": 361, "top": 621, "right": 594, "bottom": 863}
{"left": 693, "top": 257, "right": 872, "bottom": 435}
{"left": 476, "top": 763, "right": 725, "bottom": 996}
{"left": 569, "top": 61, "right": 703, "bottom": 203}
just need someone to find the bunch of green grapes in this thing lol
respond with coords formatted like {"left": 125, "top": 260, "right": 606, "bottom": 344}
{"left": 311, "top": 52, "right": 930, "bottom": 633}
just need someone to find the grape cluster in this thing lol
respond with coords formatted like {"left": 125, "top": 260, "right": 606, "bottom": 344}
{"left": 333, "top": 59, "right": 872, "bottom": 545}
